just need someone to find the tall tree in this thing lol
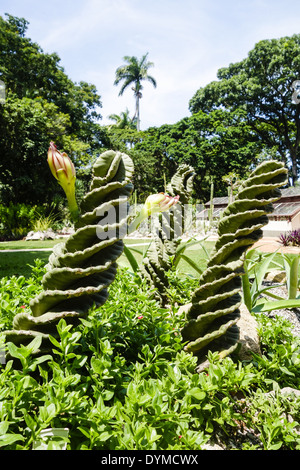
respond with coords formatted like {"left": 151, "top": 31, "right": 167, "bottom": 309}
{"left": 102, "top": 108, "right": 260, "bottom": 202}
{"left": 0, "top": 14, "right": 103, "bottom": 204}
{"left": 189, "top": 35, "right": 300, "bottom": 184}
{"left": 108, "top": 108, "right": 136, "bottom": 129}
{"left": 114, "top": 53, "right": 157, "bottom": 131}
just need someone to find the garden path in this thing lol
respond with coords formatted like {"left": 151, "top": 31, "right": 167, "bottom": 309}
{"left": 252, "top": 237, "right": 300, "bottom": 254}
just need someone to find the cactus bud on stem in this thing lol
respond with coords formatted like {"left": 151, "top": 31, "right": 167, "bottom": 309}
{"left": 47, "top": 142, "right": 79, "bottom": 222}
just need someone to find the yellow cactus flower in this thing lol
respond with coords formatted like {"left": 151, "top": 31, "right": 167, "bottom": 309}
{"left": 143, "top": 193, "right": 180, "bottom": 216}
{"left": 129, "top": 192, "right": 180, "bottom": 234}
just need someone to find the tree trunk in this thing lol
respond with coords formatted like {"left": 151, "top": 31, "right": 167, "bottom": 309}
{"left": 135, "top": 94, "right": 140, "bottom": 131}
{"left": 290, "top": 147, "right": 298, "bottom": 185}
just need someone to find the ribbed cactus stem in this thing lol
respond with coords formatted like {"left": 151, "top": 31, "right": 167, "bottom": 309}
{"left": 181, "top": 160, "right": 288, "bottom": 370}
{"left": 4, "top": 150, "right": 134, "bottom": 350}
{"left": 140, "top": 164, "right": 195, "bottom": 303}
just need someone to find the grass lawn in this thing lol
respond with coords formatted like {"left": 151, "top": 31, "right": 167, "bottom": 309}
{"left": 0, "top": 251, "right": 52, "bottom": 278}
{"left": 1, "top": 237, "right": 298, "bottom": 280}
{"left": 0, "top": 237, "right": 216, "bottom": 279}
{"left": 0, "top": 239, "right": 59, "bottom": 250}
{"left": 0, "top": 239, "right": 60, "bottom": 278}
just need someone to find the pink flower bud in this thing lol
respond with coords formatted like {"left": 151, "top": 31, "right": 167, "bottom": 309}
{"left": 47, "top": 142, "right": 79, "bottom": 221}
{"left": 47, "top": 142, "right": 76, "bottom": 184}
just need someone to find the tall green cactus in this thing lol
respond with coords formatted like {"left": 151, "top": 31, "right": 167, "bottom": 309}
{"left": 140, "top": 164, "right": 195, "bottom": 303}
{"left": 181, "top": 160, "right": 288, "bottom": 370}
{"left": 4, "top": 150, "right": 134, "bottom": 349}
{"left": 164, "top": 163, "right": 195, "bottom": 254}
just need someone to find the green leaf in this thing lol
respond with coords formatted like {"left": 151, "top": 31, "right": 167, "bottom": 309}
{"left": 90, "top": 356, "right": 103, "bottom": 375}
{"left": 252, "top": 298, "right": 300, "bottom": 312}
{"left": 49, "top": 336, "right": 62, "bottom": 349}
{"left": 0, "top": 422, "right": 9, "bottom": 435}
{"left": 282, "top": 254, "right": 299, "bottom": 299}
{"left": 269, "top": 442, "right": 283, "bottom": 450}
{"left": 123, "top": 245, "right": 140, "bottom": 273}
{"left": 250, "top": 250, "right": 279, "bottom": 297}
{"left": 242, "top": 264, "right": 252, "bottom": 311}
{"left": 21, "top": 375, "right": 39, "bottom": 389}
{"left": 0, "top": 433, "right": 25, "bottom": 448}
{"left": 278, "top": 366, "right": 295, "bottom": 376}
{"left": 102, "top": 390, "right": 114, "bottom": 401}
{"left": 31, "top": 354, "right": 53, "bottom": 368}
{"left": 39, "top": 403, "right": 56, "bottom": 423}
{"left": 6, "top": 342, "right": 24, "bottom": 361}
{"left": 78, "top": 427, "right": 91, "bottom": 439}
{"left": 178, "top": 254, "right": 203, "bottom": 275}
{"left": 24, "top": 413, "right": 37, "bottom": 431}
{"left": 188, "top": 388, "right": 206, "bottom": 400}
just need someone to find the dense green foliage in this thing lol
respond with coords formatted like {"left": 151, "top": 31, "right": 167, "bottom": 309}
{"left": 2, "top": 15, "right": 300, "bottom": 206}
{"left": 189, "top": 35, "right": 300, "bottom": 183}
{"left": 0, "top": 263, "right": 299, "bottom": 450}
{"left": 0, "top": 14, "right": 103, "bottom": 205}
{"left": 104, "top": 110, "right": 263, "bottom": 202}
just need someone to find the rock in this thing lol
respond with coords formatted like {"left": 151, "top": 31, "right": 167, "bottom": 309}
{"left": 202, "top": 441, "right": 224, "bottom": 450}
{"left": 25, "top": 231, "right": 35, "bottom": 239}
{"left": 178, "top": 302, "right": 262, "bottom": 363}
{"left": 265, "top": 387, "right": 300, "bottom": 399}
{"left": 176, "top": 302, "right": 191, "bottom": 317}
{"left": 237, "top": 304, "right": 261, "bottom": 360}
{"left": 265, "top": 269, "right": 286, "bottom": 283}
{"left": 25, "top": 229, "right": 56, "bottom": 240}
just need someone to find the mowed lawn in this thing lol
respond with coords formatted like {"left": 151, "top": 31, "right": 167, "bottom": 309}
{"left": 1, "top": 237, "right": 297, "bottom": 281}
{"left": 0, "top": 238, "right": 216, "bottom": 279}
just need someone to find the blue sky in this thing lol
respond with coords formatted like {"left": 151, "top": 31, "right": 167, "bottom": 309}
{"left": 1, "top": 0, "right": 300, "bottom": 129}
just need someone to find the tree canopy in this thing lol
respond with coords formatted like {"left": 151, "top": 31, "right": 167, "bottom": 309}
{"left": 114, "top": 53, "right": 157, "bottom": 131}
{"left": 104, "top": 107, "right": 261, "bottom": 202}
{"left": 0, "top": 14, "right": 103, "bottom": 205}
{"left": 189, "top": 35, "right": 300, "bottom": 183}
{"left": 1, "top": 15, "right": 299, "bottom": 208}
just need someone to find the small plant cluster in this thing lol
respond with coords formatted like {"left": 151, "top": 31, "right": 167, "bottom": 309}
{"left": 0, "top": 203, "right": 64, "bottom": 241}
{"left": 243, "top": 249, "right": 300, "bottom": 313}
{"left": 0, "top": 260, "right": 45, "bottom": 331}
{"left": 279, "top": 229, "right": 300, "bottom": 247}
{"left": 0, "top": 266, "right": 299, "bottom": 450}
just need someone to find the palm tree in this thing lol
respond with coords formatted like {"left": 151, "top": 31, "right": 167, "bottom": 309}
{"left": 108, "top": 108, "right": 136, "bottom": 129}
{"left": 114, "top": 53, "right": 157, "bottom": 131}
